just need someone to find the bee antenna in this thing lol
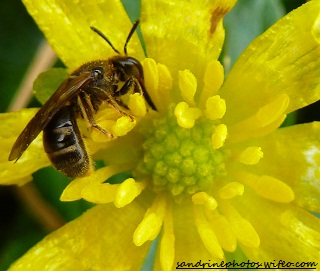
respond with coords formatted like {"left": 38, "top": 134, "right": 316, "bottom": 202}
{"left": 124, "top": 19, "right": 140, "bottom": 55}
{"left": 90, "top": 26, "right": 121, "bottom": 55}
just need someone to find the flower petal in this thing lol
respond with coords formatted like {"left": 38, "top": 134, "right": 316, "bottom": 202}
{"left": 249, "top": 122, "right": 320, "bottom": 213}
{"left": 220, "top": 0, "right": 320, "bottom": 125}
{"left": 9, "top": 204, "right": 150, "bottom": 270}
{"left": 171, "top": 199, "right": 224, "bottom": 262}
{"left": 234, "top": 191, "right": 320, "bottom": 262}
{"left": 0, "top": 109, "right": 50, "bottom": 185}
{"left": 22, "top": 0, "right": 144, "bottom": 70}
{"left": 141, "top": 0, "right": 236, "bottom": 85}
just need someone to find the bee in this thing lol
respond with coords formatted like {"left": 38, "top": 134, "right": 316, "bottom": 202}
{"left": 8, "top": 19, "right": 156, "bottom": 178}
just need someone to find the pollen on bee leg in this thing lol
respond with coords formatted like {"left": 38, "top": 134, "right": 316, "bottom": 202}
{"left": 133, "top": 193, "right": 166, "bottom": 246}
{"left": 205, "top": 95, "right": 226, "bottom": 120}
{"left": 128, "top": 93, "right": 147, "bottom": 117}
{"left": 192, "top": 192, "right": 218, "bottom": 211}
{"left": 211, "top": 124, "right": 228, "bottom": 149}
{"left": 218, "top": 182, "right": 244, "bottom": 199}
{"left": 238, "top": 146, "right": 263, "bottom": 165}
{"left": 174, "top": 102, "right": 201, "bottom": 128}
{"left": 179, "top": 69, "right": 197, "bottom": 106}
{"left": 91, "top": 120, "right": 116, "bottom": 142}
{"left": 114, "top": 178, "right": 146, "bottom": 208}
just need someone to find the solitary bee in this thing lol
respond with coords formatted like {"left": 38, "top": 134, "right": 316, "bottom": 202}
{"left": 9, "top": 19, "right": 156, "bottom": 178}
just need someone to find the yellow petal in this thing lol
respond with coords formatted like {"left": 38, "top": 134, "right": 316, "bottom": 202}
{"left": 250, "top": 122, "right": 320, "bottom": 212}
{"left": 228, "top": 94, "right": 289, "bottom": 143}
{"left": 171, "top": 199, "right": 223, "bottom": 263}
{"left": 233, "top": 191, "right": 320, "bottom": 262}
{"left": 0, "top": 109, "right": 50, "bottom": 185}
{"left": 22, "top": 0, "right": 144, "bottom": 70}
{"left": 221, "top": 0, "right": 320, "bottom": 124}
{"left": 9, "top": 204, "right": 150, "bottom": 270}
{"left": 141, "top": 0, "right": 235, "bottom": 87}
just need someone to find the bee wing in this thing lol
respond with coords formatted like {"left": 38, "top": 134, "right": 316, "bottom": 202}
{"left": 9, "top": 71, "right": 93, "bottom": 162}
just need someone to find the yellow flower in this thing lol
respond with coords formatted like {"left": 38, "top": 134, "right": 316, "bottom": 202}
{"left": 1, "top": 0, "right": 320, "bottom": 270}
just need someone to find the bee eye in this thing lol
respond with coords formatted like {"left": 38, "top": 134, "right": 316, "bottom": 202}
{"left": 93, "top": 69, "right": 103, "bottom": 80}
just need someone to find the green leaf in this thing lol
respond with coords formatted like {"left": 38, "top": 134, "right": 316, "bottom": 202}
{"left": 33, "top": 68, "right": 69, "bottom": 105}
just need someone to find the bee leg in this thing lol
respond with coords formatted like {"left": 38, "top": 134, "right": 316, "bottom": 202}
{"left": 91, "top": 86, "right": 134, "bottom": 121}
{"left": 77, "top": 94, "right": 114, "bottom": 138}
{"left": 116, "top": 77, "right": 157, "bottom": 111}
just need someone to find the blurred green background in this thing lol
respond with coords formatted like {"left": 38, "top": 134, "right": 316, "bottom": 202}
{"left": 0, "top": 0, "right": 310, "bottom": 270}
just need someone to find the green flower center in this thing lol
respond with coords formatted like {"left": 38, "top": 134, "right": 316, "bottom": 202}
{"left": 134, "top": 105, "right": 226, "bottom": 196}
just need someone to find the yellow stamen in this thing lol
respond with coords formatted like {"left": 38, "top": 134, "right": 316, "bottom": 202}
{"left": 200, "top": 60, "right": 224, "bottom": 106}
{"left": 218, "top": 182, "right": 244, "bottom": 199}
{"left": 194, "top": 206, "right": 224, "bottom": 259}
{"left": 112, "top": 116, "right": 136, "bottom": 137}
{"left": 229, "top": 94, "right": 289, "bottom": 143}
{"left": 142, "top": 58, "right": 159, "bottom": 100}
{"left": 205, "top": 95, "right": 226, "bottom": 120}
{"left": 256, "top": 94, "right": 289, "bottom": 127}
{"left": 192, "top": 192, "right": 218, "bottom": 210}
{"left": 81, "top": 183, "right": 118, "bottom": 203}
{"left": 245, "top": 174, "right": 295, "bottom": 203}
{"left": 179, "top": 69, "right": 197, "bottom": 106}
{"left": 239, "top": 146, "right": 264, "bottom": 165}
{"left": 174, "top": 102, "right": 201, "bottom": 128}
{"left": 221, "top": 203, "right": 260, "bottom": 248}
{"left": 61, "top": 165, "right": 128, "bottom": 201}
{"left": 128, "top": 93, "right": 147, "bottom": 117}
{"left": 114, "top": 178, "right": 146, "bottom": 208}
{"left": 211, "top": 124, "right": 228, "bottom": 149}
{"left": 209, "top": 213, "right": 237, "bottom": 252}
{"left": 157, "top": 63, "right": 172, "bottom": 111}
{"left": 159, "top": 202, "right": 175, "bottom": 271}
{"left": 133, "top": 213, "right": 162, "bottom": 246}
{"left": 133, "top": 194, "right": 166, "bottom": 246}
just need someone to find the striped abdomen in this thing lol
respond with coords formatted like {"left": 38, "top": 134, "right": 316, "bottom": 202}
{"left": 43, "top": 106, "right": 91, "bottom": 178}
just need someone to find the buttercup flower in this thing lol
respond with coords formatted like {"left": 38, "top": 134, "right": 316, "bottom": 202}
{"left": 1, "top": 0, "right": 320, "bottom": 270}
